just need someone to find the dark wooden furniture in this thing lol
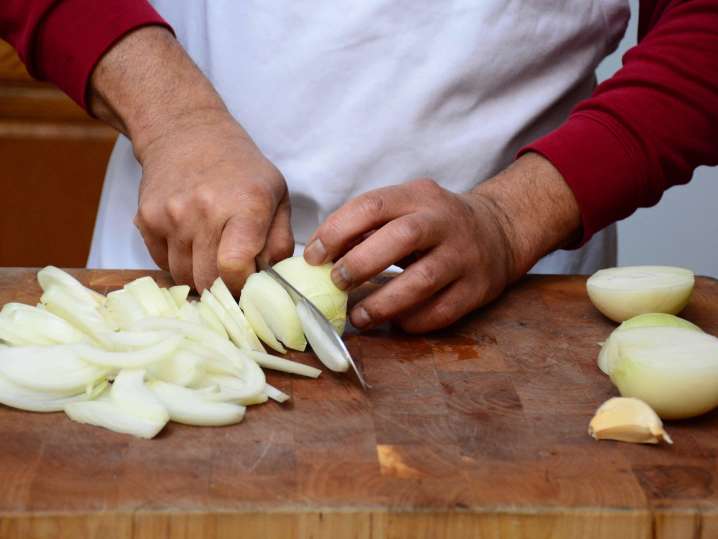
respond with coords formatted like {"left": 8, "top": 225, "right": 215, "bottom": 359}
{"left": 0, "top": 41, "right": 116, "bottom": 268}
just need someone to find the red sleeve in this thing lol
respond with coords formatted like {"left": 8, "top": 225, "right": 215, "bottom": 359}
{"left": 0, "top": 0, "right": 172, "bottom": 109}
{"left": 521, "top": 0, "right": 718, "bottom": 245}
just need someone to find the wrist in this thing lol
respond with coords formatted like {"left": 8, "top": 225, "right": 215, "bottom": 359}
{"left": 467, "top": 153, "right": 582, "bottom": 280}
{"left": 89, "top": 26, "right": 230, "bottom": 159}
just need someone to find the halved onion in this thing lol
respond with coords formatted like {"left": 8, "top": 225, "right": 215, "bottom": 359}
{"left": 597, "top": 313, "right": 702, "bottom": 375}
{"left": 587, "top": 266, "right": 694, "bottom": 322}
{"left": 610, "top": 326, "right": 718, "bottom": 419}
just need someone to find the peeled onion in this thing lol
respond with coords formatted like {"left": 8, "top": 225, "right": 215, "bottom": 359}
{"left": 587, "top": 266, "right": 694, "bottom": 322}
{"left": 610, "top": 326, "right": 718, "bottom": 419}
{"left": 597, "top": 313, "right": 702, "bottom": 375}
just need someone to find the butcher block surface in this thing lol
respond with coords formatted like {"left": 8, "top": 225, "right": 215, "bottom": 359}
{"left": 1, "top": 268, "right": 718, "bottom": 539}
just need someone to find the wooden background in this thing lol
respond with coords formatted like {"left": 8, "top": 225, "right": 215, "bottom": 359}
{"left": 0, "top": 40, "right": 116, "bottom": 268}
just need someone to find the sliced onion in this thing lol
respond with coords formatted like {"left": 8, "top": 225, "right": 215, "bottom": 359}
{"left": 104, "top": 289, "right": 148, "bottom": 329}
{"left": 37, "top": 266, "right": 103, "bottom": 307}
{"left": 42, "top": 285, "right": 116, "bottom": 343}
{"left": 264, "top": 383, "right": 290, "bottom": 403}
{"left": 65, "top": 370, "right": 169, "bottom": 439}
{"left": 246, "top": 350, "right": 321, "bottom": 378}
{"left": 240, "top": 272, "right": 306, "bottom": 351}
{"left": 238, "top": 295, "right": 286, "bottom": 353}
{"left": 74, "top": 335, "right": 184, "bottom": 369}
{"left": 124, "top": 276, "right": 176, "bottom": 317}
{"left": 0, "top": 345, "right": 108, "bottom": 394}
{"left": 168, "top": 285, "right": 191, "bottom": 308}
{"left": 149, "top": 380, "right": 245, "bottom": 426}
{"left": 209, "top": 277, "right": 265, "bottom": 352}
{"left": 0, "top": 373, "right": 103, "bottom": 413}
{"left": 196, "top": 301, "right": 229, "bottom": 338}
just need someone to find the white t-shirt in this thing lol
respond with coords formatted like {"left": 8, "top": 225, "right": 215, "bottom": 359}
{"left": 89, "top": 0, "right": 629, "bottom": 274}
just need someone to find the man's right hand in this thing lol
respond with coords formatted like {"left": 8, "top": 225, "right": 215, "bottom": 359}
{"left": 134, "top": 110, "right": 292, "bottom": 293}
{"left": 88, "top": 27, "right": 292, "bottom": 293}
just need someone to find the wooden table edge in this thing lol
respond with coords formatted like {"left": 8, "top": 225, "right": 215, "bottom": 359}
{"left": 2, "top": 505, "right": 716, "bottom": 538}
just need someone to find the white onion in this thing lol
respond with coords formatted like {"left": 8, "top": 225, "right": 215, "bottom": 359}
{"left": 598, "top": 313, "right": 702, "bottom": 375}
{"left": 610, "top": 326, "right": 718, "bottom": 419}
{"left": 587, "top": 266, "right": 694, "bottom": 322}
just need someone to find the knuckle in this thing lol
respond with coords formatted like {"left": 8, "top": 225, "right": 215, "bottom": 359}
{"left": 359, "top": 192, "right": 385, "bottom": 217}
{"left": 412, "top": 177, "right": 442, "bottom": 196}
{"left": 135, "top": 201, "right": 159, "bottom": 229}
{"left": 217, "top": 253, "right": 250, "bottom": 275}
{"left": 165, "top": 196, "right": 188, "bottom": 226}
{"left": 396, "top": 217, "right": 425, "bottom": 247}
{"left": 429, "top": 302, "right": 458, "bottom": 329}
{"left": 191, "top": 184, "right": 217, "bottom": 213}
{"left": 412, "top": 263, "right": 439, "bottom": 291}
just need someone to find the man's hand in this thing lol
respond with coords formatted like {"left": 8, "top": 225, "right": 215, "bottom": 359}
{"left": 133, "top": 112, "right": 292, "bottom": 293}
{"left": 304, "top": 153, "right": 581, "bottom": 333}
{"left": 88, "top": 27, "right": 291, "bottom": 292}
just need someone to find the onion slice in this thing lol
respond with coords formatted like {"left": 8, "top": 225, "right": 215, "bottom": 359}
{"left": 149, "top": 380, "right": 245, "bottom": 426}
{"left": 0, "top": 345, "right": 108, "bottom": 394}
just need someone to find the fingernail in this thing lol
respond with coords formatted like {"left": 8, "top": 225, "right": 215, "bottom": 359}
{"left": 351, "top": 306, "right": 371, "bottom": 328}
{"left": 331, "top": 264, "right": 352, "bottom": 290}
{"left": 304, "top": 239, "right": 327, "bottom": 265}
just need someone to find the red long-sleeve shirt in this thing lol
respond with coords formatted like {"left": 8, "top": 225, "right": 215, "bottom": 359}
{"left": 2, "top": 0, "right": 717, "bottom": 245}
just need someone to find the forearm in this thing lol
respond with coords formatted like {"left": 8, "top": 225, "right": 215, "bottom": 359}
{"left": 88, "top": 26, "right": 235, "bottom": 160}
{"left": 468, "top": 153, "right": 581, "bottom": 280}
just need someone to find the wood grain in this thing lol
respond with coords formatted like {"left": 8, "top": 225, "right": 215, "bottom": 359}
{"left": 1, "top": 270, "right": 717, "bottom": 538}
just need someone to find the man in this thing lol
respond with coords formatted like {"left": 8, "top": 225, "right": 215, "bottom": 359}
{"left": 2, "top": 1, "right": 717, "bottom": 333}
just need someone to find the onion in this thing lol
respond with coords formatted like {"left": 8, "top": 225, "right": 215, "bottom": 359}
{"left": 587, "top": 266, "right": 694, "bottom": 322}
{"left": 610, "top": 326, "right": 718, "bottom": 419}
{"left": 209, "top": 278, "right": 265, "bottom": 352}
{"left": 65, "top": 370, "right": 169, "bottom": 439}
{"left": 37, "top": 266, "right": 104, "bottom": 307}
{"left": 240, "top": 272, "right": 306, "bottom": 351}
{"left": 0, "top": 266, "right": 332, "bottom": 439}
{"left": 168, "top": 285, "right": 191, "bottom": 308}
{"left": 149, "top": 380, "right": 245, "bottom": 426}
{"left": 274, "top": 257, "right": 348, "bottom": 334}
{"left": 0, "top": 345, "right": 108, "bottom": 394}
{"left": 124, "top": 276, "right": 176, "bottom": 317}
{"left": 597, "top": 313, "right": 702, "bottom": 375}
{"left": 105, "top": 289, "right": 147, "bottom": 329}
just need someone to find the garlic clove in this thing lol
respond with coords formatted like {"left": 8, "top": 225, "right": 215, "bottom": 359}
{"left": 588, "top": 397, "right": 672, "bottom": 444}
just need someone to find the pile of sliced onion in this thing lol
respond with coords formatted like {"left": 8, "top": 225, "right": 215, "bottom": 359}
{"left": 0, "top": 263, "right": 340, "bottom": 439}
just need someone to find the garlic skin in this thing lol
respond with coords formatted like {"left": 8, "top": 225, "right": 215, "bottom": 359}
{"left": 589, "top": 397, "right": 672, "bottom": 444}
{"left": 587, "top": 266, "right": 694, "bottom": 322}
{"left": 597, "top": 313, "right": 702, "bottom": 375}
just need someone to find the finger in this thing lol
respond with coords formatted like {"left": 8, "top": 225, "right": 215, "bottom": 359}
{"left": 330, "top": 214, "right": 439, "bottom": 290}
{"left": 134, "top": 217, "right": 169, "bottom": 270}
{"left": 305, "top": 185, "right": 417, "bottom": 265}
{"left": 217, "top": 209, "right": 273, "bottom": 292}
{"left": 258, "top": 193, "right": 294, "bottom": 265}
{"left": 191, "top": 225, "right": 221, "bottom": 293}
{"left": 349, "top": 250, "right": 459, "bottom": 329}
{"left": 167, "top": 237, "right": 194, "bottom": 289}
{"left": 397, "top": 279, "right": 487, "bottom": 334}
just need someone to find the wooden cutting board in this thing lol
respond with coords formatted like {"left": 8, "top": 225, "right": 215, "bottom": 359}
{"left": 1, "top": 269, "right": 717, "bottom": 539}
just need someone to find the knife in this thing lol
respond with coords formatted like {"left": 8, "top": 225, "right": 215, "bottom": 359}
{"left": 256, "top": 259, "right": 370, "bottom": 391}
